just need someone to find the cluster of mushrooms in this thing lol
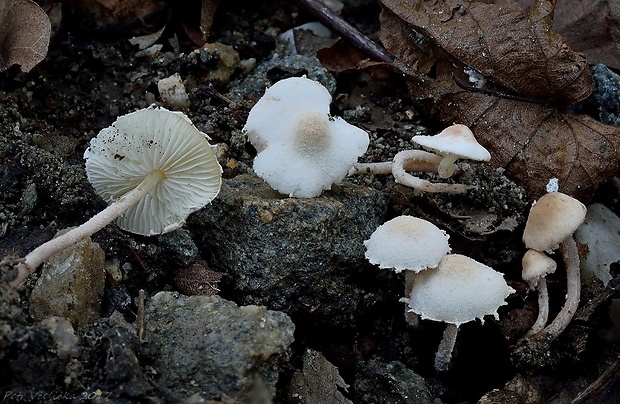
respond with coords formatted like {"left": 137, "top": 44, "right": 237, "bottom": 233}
{"left": 243, "top": 77, "right": 599, "bottom": 369}
{"left": 243, "top": 76, "right": 491, "bottom": 197}
{"left": 4, "top": 76, "right": 600, "bottom": 376}
{"left": 364, "top": 215, "right": 514, "bottom": 372}
{"left": 243, "top": 77, "right": 515, "bottom": 372}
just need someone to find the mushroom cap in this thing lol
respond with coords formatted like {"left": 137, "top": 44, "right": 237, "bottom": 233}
{"left": 574, "top": 203, "right": 620, "bottom": 286}
{"left": 84, "top": 106, "right": 222, "bottom": 236}
{"left": 522, "top": 192, "right": 587, "bottom": 252}
{"left": 411, "top": 124, "right": 491, "bottom": 161}
{"left": 243, "top": 76, "right": 369, "bottom": 198}
{"left": 364, "top": 215, "right": 450, "bottom": 273}
{"left": 405, "top": 254, "right": 514, "bottom": 326}
{"left": 522, "top": 249, "right": 557, "bottom": 289}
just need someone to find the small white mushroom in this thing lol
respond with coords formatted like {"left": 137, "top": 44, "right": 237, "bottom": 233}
{"left": 522, "top": 192, "right": 587, "bottom": 340}
{"left": 403, "top": 254, "right": 514, "bottom": 372}
{"left": 364, "top": 215, "right": 451, "bottom": 274}
{"left": 349, "top": 124, "right": 488, "bottom": 194}
{"left": 574, "top": 203, "right": 620, "bottom": 286}
{"left": 364, "top": 215, "right": 451, "bottom": 326}
{"left": 411, "top": 124, "right": 491, "bottom": 178}
{"left": 522, "top": 249, "right": 557, "bottom": 336}
{"left": 9, "top": 106, "right": 222, "bottom": 288}
{"left": 243, "top": 76, "right": 369, "bottom": 198}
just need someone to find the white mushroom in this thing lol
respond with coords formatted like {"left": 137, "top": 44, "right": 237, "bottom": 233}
{"left": 349, "top": 124, "right": 488, "bottom": 194}
{"left": 364, "top": 215, "right": 451, "bottom": 325}
{"left": 243, "top": 76, "right": 369, "bottom": 198}
{"left": 411, "top": 124, "right": 491, "bottom": 178}
{"left": 403, "top": 254, "right": 514, "bottom": 372}
{"left": 364, "top": 215, "right": 451, "bottom": 274}
{"left": 574, "top": 203, "right": 620, "bottom": 286}
{"left": 8, "top": 106, "right": 222, "bottom": 288}
{"left": 522, "top": 249, "right": 557, "bottom": 336}
{"left": 522, "top": 192, "right": 587, "bottom": 340}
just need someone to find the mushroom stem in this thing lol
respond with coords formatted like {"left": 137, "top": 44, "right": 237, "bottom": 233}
{"left": 525, "top": 278, "right": 549, "bottom": 336}
{"left": 392, "top": 150, "right": 473, "bottom": 194}
{"left": 435, "top": 323, "right": 459, "bottom": 372}
{"left": 349, "top": 155, "right": 441, "bottom": 176}
{"left": 404, "top": 270, "right": 420, "bottom": 327}
{"left": 535, "top": 236, "right": 581, "bottom": 339}
{"left": 349, "top": 161, "right": 393, "bottom": 175}
{"left": 8, "top": 170, "right": 166, "bottom": 289}
{"left": 437, "top": 154, "right": 458, "bottom": 178}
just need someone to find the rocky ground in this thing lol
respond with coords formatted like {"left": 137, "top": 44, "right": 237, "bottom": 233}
{"left": 1, "top": 1, "right": 620, "bottom": 403}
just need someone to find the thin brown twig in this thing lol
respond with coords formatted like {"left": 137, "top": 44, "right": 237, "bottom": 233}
{"left": 137, "top": 289, "right": 145, "bottom": 342}
{"left": 295, "top": 0, "right": 394, "bottom": 64}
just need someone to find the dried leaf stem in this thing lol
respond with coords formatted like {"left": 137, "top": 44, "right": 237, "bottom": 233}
{"left": 295, "top": 0, "right": 394, "bottom": 63}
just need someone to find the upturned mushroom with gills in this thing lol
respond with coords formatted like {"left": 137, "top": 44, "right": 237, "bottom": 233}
{"left": 7, "top": 106, "right": 222, "bottom": 289}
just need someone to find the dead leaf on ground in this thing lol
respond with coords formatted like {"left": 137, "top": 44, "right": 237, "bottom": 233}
{"left": 510, "top": 0, "right": 620, "bottom": 71}
{"left": 360, "top": 0, "right": 620, "bottom": 201}
{"left": 415, "top": 80, "right": 620, "bottom": 201}
{"left": 173, "top": 260, "right": 224, "bottom": 296}
{"left": 0, "top": 0, "right": 51, "bottom": 72}
{"left": 378, "top": 0, "right": 594, "bottom": 104}
{"left": 288, "top": 349, "right": 353, "bottom": 404}
{"left": 64, "top": 0, "right": 166, "bottom": 30}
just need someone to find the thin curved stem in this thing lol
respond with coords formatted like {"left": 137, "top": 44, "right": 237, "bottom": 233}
{"left": 349, "top": 154, "right": 442, "bottom": 176}
{"left": 349, "top": 161, "right": 393, "bottom": 175}
{"left": 526, "top": 278, "right": 549, "bottom": 336}
{"left": 392, "top": 150, "right": 473, "bottom": 194}
{"left": 8, "top": 170, "right": 165, "bottom": 289}
{"left": 435, "top": 323, "right": 459, "bottom": 372}
{"left": 535, "top": 236, "right": 581, "bottom": 340}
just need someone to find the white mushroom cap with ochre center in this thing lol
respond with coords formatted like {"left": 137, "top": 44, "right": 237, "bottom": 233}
{"left": 411, "top": 124, "right": 491, "bottom": 178}
{"left": 364, "top": 215, "right": 450, "bottom": 273}
{"left": 84, "top": 106, "right": 222, "bottom": 236}
{"left": 243, "top": 76, "right": 370, "bottom": 198}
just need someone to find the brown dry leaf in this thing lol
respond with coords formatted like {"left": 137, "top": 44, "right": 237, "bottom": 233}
{"left": 288, "top": 349, "right": 353, "bottom": 404}
{"left": 173, "top": 260, "right": 224, "bottom": 296}
{"left": 509, "top": 0, "right": 620, "bottom": 70}
{"left": 0, "top": 0, "right": 51, "bottom": 72}
{"left": 378, "top": 0, "right": 594, "bottom": 103}
{"left": 368, "top": 0, "right": 620, "bottom": 201}
{"left": 64, "top": 0, "right": 165, "bottom": 30}
{"left": 411, "top": 79, "right": 620, "bottom": 201}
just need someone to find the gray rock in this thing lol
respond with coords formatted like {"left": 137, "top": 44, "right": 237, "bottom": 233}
{"left": 590, "top": 64, "right": 620, "bottom": 127}
{"left": 227, "top": 54, "right": 337, "bottom": 102}
{"left": 29, "top": 231, "right": 106, "bottom": 329}
{"left": 156, "top": 228, "right": 200, "bottom": 267}
{"left": 188, "top": 174, "right": 389, "bottom": 319}
{"left": 355, "top": 359, "right": 435, "bottom": 404}
{"left": 142, "top": 292, "right": 295, "bottom": 401}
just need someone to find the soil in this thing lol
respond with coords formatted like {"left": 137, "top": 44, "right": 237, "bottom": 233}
{"left": 1, "top": 1, "right": 620, "bottom": 403}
